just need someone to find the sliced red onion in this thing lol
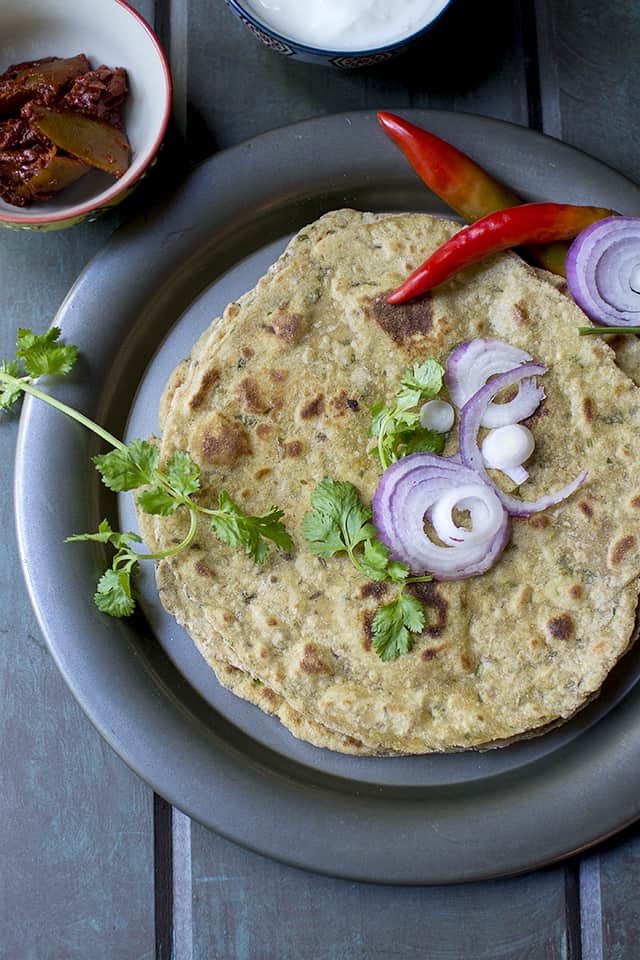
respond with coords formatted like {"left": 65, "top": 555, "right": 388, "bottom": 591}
{"left": 445, "top": 338, "right": 545, "bottom": 428}
{"left": 566, "top": 217, "right": 640, "bottom": 326}
{"left": 372, "top": 453, "right": 511, "bottom": 580}
{"left": 459, "top": 363, "right": 588, "bottom": 517}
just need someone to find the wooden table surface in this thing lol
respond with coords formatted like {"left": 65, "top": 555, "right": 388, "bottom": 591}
{"left": 2, "top": 1, "right": 640, "bottom": 957}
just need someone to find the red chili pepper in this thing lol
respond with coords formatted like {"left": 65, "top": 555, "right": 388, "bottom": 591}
{"left": 378, "top": 111, "right": 581, "bottom": 278}
{"left": 378, "top": 110, "right": 520, "bottom": 222}
{"left": 387, "top": 203, "right": 614, "bottom": 304}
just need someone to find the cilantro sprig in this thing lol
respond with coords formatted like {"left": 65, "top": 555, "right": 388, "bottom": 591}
{"left": 369, "top": 358, "right": 446, "bottom": 470}
{"left": 302, "top": 478, "right": 430, "bottom": 661}
{"left": 1, "top": 327, "right": 292, "bottom": 618}
{"left": 1, "top": 326, "right": 77, "bottom": 411}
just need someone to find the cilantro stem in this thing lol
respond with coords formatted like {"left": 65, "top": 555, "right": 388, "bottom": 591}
{"left": 1, "top": 372, "right": 126, "bottom": 451}
{"left": 578, "top": 326, "right": 640, "bottom": 335}
{"left": 135, "top": 507, "right": 198, "bottom": 560}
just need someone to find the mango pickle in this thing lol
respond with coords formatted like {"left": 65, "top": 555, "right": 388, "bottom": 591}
{"left": 0, "top": 54, "right": 129, "bottom": 206}
{"left": 27, "top": 103, "right": 130, "bottom": 177}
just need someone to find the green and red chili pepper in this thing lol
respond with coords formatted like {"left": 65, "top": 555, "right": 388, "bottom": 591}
{"left": 387, "top": 202, "right": 615, "bottom": 304}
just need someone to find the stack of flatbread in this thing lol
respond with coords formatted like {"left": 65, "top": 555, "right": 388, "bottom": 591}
{"left": 139, "top": 210, "right": 640, "bottom": 754}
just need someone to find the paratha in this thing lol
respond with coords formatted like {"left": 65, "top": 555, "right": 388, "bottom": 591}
{"left": 140, "top": 209, "right": 640, "bottom": 754}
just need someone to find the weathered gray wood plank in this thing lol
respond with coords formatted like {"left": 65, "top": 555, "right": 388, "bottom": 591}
{"left": 0, "top": 0, "right": 159, "bottom": 955}
{"left": 187, "top": 820, "right": 577, "bottom": 960}
{"left": 0, "top": 218, "right": 156, "bottom": 960}
{"left": 536, "top": 0, "right": 640, "bottom": 183}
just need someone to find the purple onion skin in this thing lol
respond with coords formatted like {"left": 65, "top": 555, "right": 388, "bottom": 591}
{"left": 566, "top": 216, "right": 640, "bottom": 326}
{"left": 372, "top": 453, "right": 512, "bottom": 580}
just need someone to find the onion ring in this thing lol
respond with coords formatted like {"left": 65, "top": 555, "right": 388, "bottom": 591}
{"left": 458, "top": 363, "right": 588, "bottom": 517}
{"left": 445, "top": 338, "right": 545, "bottom": 427}
{"left": 566, "top": 216, "right": 640, "bottom": 326}
{"left": 372, "top": 453, "right": 511, "bottom": 580}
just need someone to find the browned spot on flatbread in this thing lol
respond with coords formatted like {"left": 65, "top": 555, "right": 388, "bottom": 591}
{"left": 523, "top": 399, "right": 548, "bottom": 428}
{"left": 422, "top": 644, "right": 445, "bottom": 661}
{"left": 631, "top": 495, "right": 640, "bottom": 508}
{"left": 201, "top": 414, "right": 250, "bottom": 466}
{"left": 269, "top": 368, "right": 287, "bottom": 382}
{"left": 189, "top": 367, "right": 218, "bottom": 410}
{"left": 223, "top": 611, "right": 234, "bottom": 624}
{"left": 255, "top": 467, "right": 272, "bottom": 480}
{"left": 359, "top": 582, "right": 389, "bottom": 600}
{"left": 256, "top": 423, "right": 273, "bottom": 440}
{"left": 610, "top": 535, "right": 636, "bottom": 565}
{"left": 241, "top": 346, "right": 254, "bottom": 359}
{"left": 284, "top": 440, "right": 303, "bottom": 457}
{"left": 300, "top": 643, "right": 331, "bottom": 675}
{"left": 570, "top": 584, "right": 583, "bottom": 600}
{"left": 547, "top": 614, "right": 573, "bottom": 641}
{"left": 460, "top": 653, "right": 472, "bottom": 671}
{"left": 513, "top": 300, "right": 532, "bottom": 326}
{"left": 266, "top": 617, "right": 278, "bottom": 627}
{"left": 582, "top": 397, "right": 595, "bottom": 422}
{"left": 409, "top": 582, "right": 448, "bottom": 637}
{"left": 579, "top": 501, "right": 594, "bottom": 518}
{"left": 236, "top": 377, "right": 270, "bottom": 414}
{"left": 343, "top": 735, "right": 364, "bottom": 748}
{"left": 607, "top": 334, "right": 626, "bottom": 351}
{"left": 528, "top": 514, "right": 550, "bottom": 530}
{"left": 362, "top": 610, "right": 375, "bottom": 650}
{"left": 370, "top": 291, "right": 433, "bottom": 342}
{"left": 331, "top": 390, "right": 359, "bottom": 416}
{"left": 225, "top": 303, "right": 240, "bottom": 320}
{"left": 300, "top": 395, "right": 325, "bottom": 419}
{"left": 262, "top": 687, "right": 277, "bottom": 703}
{"left": 195, "top": 559, "right": 214, "bottom": 578}
{"left": 269, "top": 309, "right": 305, "bottom": 344}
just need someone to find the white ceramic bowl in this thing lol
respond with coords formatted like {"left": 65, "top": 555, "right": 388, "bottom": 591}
{"left": 0, "top": 0, "right": 171, "bottom": 230}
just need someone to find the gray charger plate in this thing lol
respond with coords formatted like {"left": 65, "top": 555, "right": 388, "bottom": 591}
{"left": 15, "top": 111, "right": 640, "bottom": 884}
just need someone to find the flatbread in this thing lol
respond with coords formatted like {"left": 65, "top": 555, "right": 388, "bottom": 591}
{"left": 142, "top": 209, "right": 640, "bottom": 754}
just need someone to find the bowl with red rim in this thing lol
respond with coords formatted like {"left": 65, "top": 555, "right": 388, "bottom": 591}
{"left": 0, "top": 0, "right": 172, "bottom": 230}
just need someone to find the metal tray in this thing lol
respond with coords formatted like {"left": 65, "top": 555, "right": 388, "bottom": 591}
{"left": 15, "top": 111, "right": 640, "bottom": 883}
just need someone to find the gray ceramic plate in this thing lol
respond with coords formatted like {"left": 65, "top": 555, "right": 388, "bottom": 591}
{"left": 15, "top": 111, "right": 640, "bottom": 884}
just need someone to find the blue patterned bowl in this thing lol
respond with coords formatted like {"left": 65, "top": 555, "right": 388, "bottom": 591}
{"left": 224, "top": 0, "right": 455, "bottom": 68}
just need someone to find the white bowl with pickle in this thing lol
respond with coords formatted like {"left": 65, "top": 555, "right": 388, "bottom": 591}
{"left": 0, "top": 0, "right": 171, "bottom": 230}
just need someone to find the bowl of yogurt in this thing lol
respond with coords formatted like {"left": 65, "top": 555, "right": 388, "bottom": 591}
{"left": 224, "top": 0, "right": 455, "bottom": 67}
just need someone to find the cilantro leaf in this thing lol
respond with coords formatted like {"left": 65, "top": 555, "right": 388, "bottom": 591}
{"left": 209, "top": 490, "right": 293, "bottom": 564}
{"left": 0, "top": 359, "right": 24, "bottom": 410}
{"left": 93, "top": 439, "right": 159, "bottom": 492}
{"left": 136, "top": 485, "right": 181, "bottom": 516}
{"left": 166, "top": 450, "right": 201, "bottom": 499}
{"left": 399, "top": 426, "right": 445, "bottom": 457}
{"left": 302, "top": 478, "right": 376, "bottom": 560}
{"left": 65, "top": 518, "right": 142, "bottom": 549}
{"left": 94, "top": 568, "right": 136, "bottom": 617}
{"left": 400, "top": 358, "right": 444, "bottom": 398}
{"left": 16, "top": 326, "right": 77, "bottom": 378}
{"left": 369, "top": 357, "right": 446, "bottom": 469}
{"left": 372, "top": 592, "right": 425, "bottom": 662}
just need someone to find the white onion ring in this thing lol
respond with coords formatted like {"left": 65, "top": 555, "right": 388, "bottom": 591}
{"left": 372, "top": 453, "right": 511, "bottom": 580}
{"left": 566, "top": 217, "right": 640, "bottom": 325}
{"left": 444, "top": 338, "right": 545, "bottom": 428}
{"left": 458, "top": 363, "right": 588, "bottom": 517}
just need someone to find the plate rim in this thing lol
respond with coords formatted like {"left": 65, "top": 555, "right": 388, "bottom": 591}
{"left": 14, "top": 108, "right": 640, "bottom": 884}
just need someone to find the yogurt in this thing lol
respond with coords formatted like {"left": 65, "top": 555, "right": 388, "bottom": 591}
{"left": 243, "top": 0, "right": 450, "bottom": 52}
